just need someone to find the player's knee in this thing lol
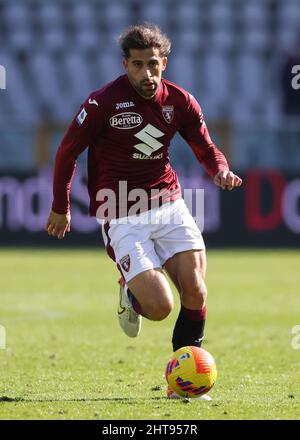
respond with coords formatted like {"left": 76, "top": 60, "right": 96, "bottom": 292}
{"left": 182, "top": 279, "right": 207, "bottom": 309}
{"left": 196, "top": 280, "right": 208, "bottom": 307}
{"left": 145, "top": 297, "right": 174, "bottom": 321}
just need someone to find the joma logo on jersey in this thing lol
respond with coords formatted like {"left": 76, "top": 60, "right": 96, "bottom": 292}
{"left": 110, "top": 112, "right": 142, "bottom": 129}
{"left": 115, "top": 101, "right": 135, "bottom": 110}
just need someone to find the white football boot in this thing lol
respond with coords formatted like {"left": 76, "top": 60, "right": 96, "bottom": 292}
{"left": 167, "top": 385, "right": 212, "bottom": 401}
{"left": 118, "top": 277, "right": 142, "bottom": 338}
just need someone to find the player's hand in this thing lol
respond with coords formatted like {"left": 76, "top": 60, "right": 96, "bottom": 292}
{"left": 45, "top": 210, "right": 71, "bottom": 239}
{"left": 213, "top": 170, "right": 242, "bottom": 190}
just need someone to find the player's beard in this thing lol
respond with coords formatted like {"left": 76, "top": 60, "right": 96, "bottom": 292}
{"left": 129, "top": 77, "right": 159, "bottom": 99}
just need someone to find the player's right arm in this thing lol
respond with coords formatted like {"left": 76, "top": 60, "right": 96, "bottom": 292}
{"left": 45, "top": 94, "right": 103, "bottom": 239}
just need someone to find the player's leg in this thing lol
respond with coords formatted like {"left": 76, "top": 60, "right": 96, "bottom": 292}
{"left": 117, "top": 267, "right": 173, "bottom": 337}
{"left": 101, "top": 219, "right": 174, "bottom": 337}
{"left": 127, "top": 268, "right": 174, "bottom": 321}
{"left": 153, "top": 198, "right": 207, "bottom": 351}
{"left": 164, "top": 249, "right": 207, "bottom": 351}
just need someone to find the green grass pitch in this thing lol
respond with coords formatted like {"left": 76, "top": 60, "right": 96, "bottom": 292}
{"left": 0, "top": 248, "right": 299, "bottom": 420}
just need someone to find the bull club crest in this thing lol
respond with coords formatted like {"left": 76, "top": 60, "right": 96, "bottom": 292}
{"left": 162, "top": 105, "right": 174, "bottom": 123}
{"left": 120, "top": 254, "right": 131, "bottom": 272}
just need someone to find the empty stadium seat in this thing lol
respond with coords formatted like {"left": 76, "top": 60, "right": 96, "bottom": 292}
{"left": 139, "top": 1, "right": 169, "bottom": 31}
{"left": 3, "top": 1, "right": 30, "bottom": 28}
{"left": 201, "top": 52, "right": 233, "bottom": 119}
{"left": 209, "top": 0, "right": 235, "bottom": 31}
{"left": 173, "top": 29, "right": 202, "bottom": 53}
{"left": 29, "top": 53, "right": 69, "bottom": 121}
{"left": 7, "top": 28, "right": 33, "bottom": 51}
{"left": 95, "top": 50, "right": 124, "bottom": 86}
{"left": 70, "top": 3, "right": 96, "bottom": 29}
{"left": 278, "top": 0, "right": 300, "bottom": 27}
{"left": 173, "top": 1, "right": 203, "bottom": 31}
{"left": 38, "top": 3, "right": 63, "bottom": 28}
{"left": 276, "top": 27, "right": 300, "bottom": 51}
{"left": 0, "top": 52, "right": 39, "bottom": 124}
{"left": 240, "top": 28, "right": 271, "bottom": 53}
{"left": 63, "top": 52, "right": 97, "bottom": 104}
{"left": 166, "top": 52, "right": 198, "bottom": 97}
{"left": 41, "top": 28, "right": 67, "bottom": 52}
{"left": 239, "top": 1, "right": 270, "bottom": 29}
{"left": 210, "top": 29, "right": 235, "bottom": 53}
{"left": 232, "top": 53, "right": 268, "bottom": 123}
{"left": 101, "top": 1, "right": 133, "bottom": 30}
{"left": 73, "top": 28, "right": 100, "bottom": 52}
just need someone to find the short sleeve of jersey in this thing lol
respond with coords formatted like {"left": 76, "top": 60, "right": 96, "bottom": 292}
{"left": 67, "top": 93, "right": 106, "bottom": 146}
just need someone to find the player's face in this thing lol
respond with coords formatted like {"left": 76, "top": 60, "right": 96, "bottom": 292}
{"left": 123, "top": 47, "right": 167, "bottom": 99}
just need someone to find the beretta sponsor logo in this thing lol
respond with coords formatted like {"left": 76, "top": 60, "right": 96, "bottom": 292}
{"left": 110, "top": 112, "right": 143, "bottom": 129}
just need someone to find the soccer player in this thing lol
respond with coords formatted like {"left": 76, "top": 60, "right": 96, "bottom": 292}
{"left": 46, "top": 23, "right": 242, "bottom": 397}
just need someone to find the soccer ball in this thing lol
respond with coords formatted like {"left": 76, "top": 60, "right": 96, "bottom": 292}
{"left": 165, "top": 346, "right": 217, "bottom": 398}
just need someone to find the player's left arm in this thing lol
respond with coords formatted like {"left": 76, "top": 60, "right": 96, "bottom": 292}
{"left": 179, "top": 93, "right": 242, "bottom": 190}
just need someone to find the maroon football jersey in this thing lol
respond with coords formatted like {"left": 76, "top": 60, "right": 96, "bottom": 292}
{"left": 52, "top": 74, "right": 228, "bottom": 218}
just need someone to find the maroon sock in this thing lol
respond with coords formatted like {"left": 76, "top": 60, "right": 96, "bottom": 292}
{"left": 181, "top": 304, "right": 207, "bottom": 320}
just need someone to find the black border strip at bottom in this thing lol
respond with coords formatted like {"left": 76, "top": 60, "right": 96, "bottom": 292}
{"left": 0, "top": 420, "right": 299, "bottom": 437}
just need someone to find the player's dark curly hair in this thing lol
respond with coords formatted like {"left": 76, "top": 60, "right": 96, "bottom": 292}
{"left": 119, "top": 22, "right": 171, "bottom": 58}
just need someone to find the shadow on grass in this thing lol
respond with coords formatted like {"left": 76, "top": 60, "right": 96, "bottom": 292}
{"left": 0, "top": 396, "right": 166, "bottom": 403}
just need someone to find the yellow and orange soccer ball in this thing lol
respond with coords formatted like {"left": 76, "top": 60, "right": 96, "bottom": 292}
{"left": 165, "top": 346, "right": 217, "bottom": 398}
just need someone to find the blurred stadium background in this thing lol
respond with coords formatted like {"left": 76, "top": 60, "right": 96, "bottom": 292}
{"left": 0, "top": 0, "right": 300, "bottom": 247}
